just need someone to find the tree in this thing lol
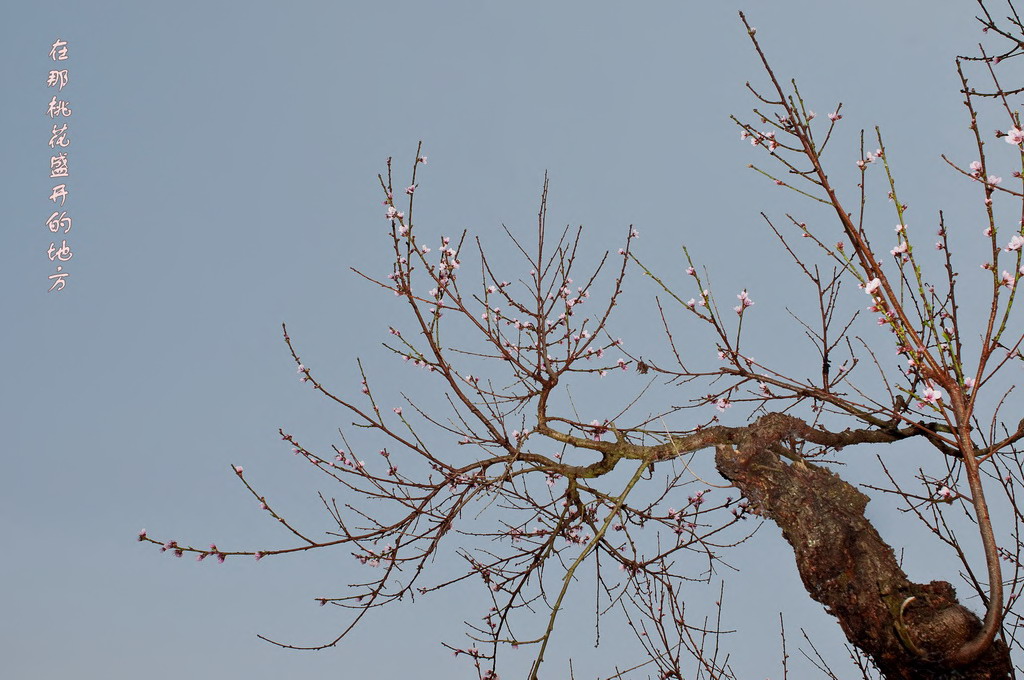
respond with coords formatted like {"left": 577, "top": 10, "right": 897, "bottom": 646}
{"left": 144, "top": 4, "right": 1024, "bottom": 678}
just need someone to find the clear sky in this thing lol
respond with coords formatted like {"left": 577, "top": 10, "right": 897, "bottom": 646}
{"left": 2, "top": 2, "right": 1003, "bottom": 678}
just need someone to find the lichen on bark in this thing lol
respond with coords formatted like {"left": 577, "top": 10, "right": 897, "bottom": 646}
{"left": 715, "top": 438, "right": 1011, "bottom": 679}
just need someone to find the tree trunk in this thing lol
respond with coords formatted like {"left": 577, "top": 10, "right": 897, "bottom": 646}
{"left": 715, "top": 440, "right": 1012, "bottom": 679}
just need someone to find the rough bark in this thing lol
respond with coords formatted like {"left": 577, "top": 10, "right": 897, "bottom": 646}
{"left": 714, "top": 426, "right": 1012, "bottom": 679}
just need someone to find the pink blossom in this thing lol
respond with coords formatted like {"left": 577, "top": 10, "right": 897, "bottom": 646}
{"left": 1005, "top": 234, "right": 1024, "bottom": 251}
{"left": 921, "top": 385, "right": 943, "bottom": 405}
{"left": 964, "top": 376, "right": 976, "bottom": 390}
{"left": 233, "top": 465, "right": 244, "bottom": 475}
{"left": 970, "top": 160, "right": 983, "bottom": 174}
{"left": 733, "top": 289, "right": 754, "bottom": 314}
{"left": 714, "top": 398, "right": 731, "bottom": 412}
{"left": 989, "top": 175, "right": 1003, "bottom": 186}
{"left": 686, "top": 298, "right": 696, "bottom": 308}
{"left": 864, "top": 278, "right": 882, "bottom": 295}
{"left": 828, "top": 111, "right": 841, "bottom": 122}
{"left": 417, "top": 155, "right": 427, "bottom": 164}
{"left": 686, "top": 266, "right": 696, "bottom": 275}
{"left": 405, "top": 185, "right": 416, "bottom": 195}
{"left": 393, "top": 407, "right": 403, "bottom": 415}
{"left": 1002, "top": 270, "right": 1016, "bottom": 288}
{"left": 890, "top": 242, "right": 908, "bottom": 256}
{"left": 937, "top": 486, "right": 954, "bottom": 501}
{"left": 1007, "top": 127, "right": 1024, "bottom": 145}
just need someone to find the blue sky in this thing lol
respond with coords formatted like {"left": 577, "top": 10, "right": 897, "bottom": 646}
{"left": 2, "top": 2, "right": 1005, "bottom": 678}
